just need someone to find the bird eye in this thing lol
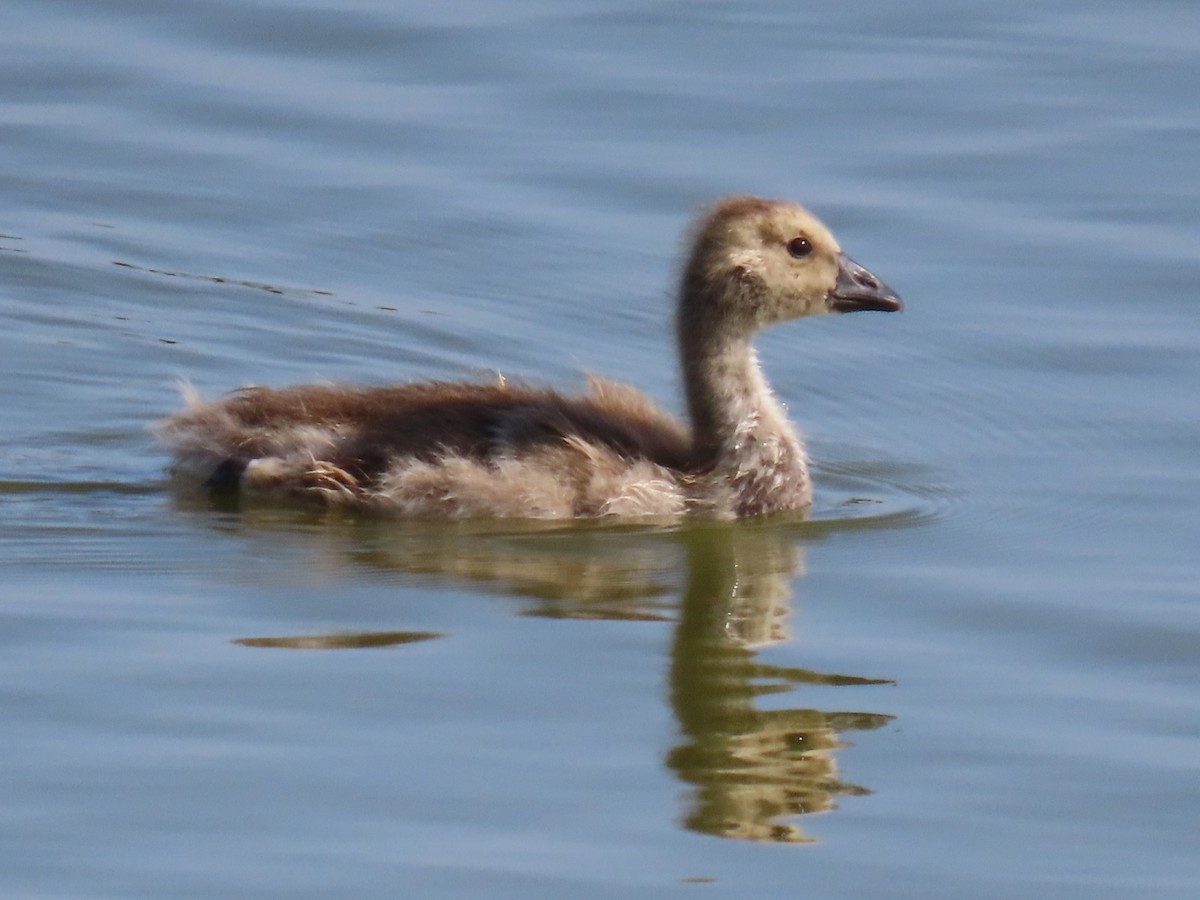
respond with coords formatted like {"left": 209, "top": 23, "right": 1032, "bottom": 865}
{"left": 786, "top": 236, "right": 812, "bottom": 259}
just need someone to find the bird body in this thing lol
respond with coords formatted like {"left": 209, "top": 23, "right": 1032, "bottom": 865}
{"left": 159, "top": 196, "right": 901, "bottom": 519}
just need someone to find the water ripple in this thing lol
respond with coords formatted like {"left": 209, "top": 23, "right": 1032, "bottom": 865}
{"left": 808, "top": 457, "right": 956, "bottom": 534}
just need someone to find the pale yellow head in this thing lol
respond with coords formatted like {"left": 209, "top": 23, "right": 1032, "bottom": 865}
{"left": 679, "top": 196, "right": 901, "bottom": 339}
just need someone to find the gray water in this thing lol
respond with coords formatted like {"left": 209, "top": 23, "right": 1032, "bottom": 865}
{"left": 2, "top": 1, "right": 1198, "bottom": 897}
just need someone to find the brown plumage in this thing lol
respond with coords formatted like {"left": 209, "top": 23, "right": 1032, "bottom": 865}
{"left": 158, "top": 196, "right": 902, "bottom": 518}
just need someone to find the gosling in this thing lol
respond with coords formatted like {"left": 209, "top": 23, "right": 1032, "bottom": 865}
{"left": 159, "top": 196, "right": 902, "bottom": 518}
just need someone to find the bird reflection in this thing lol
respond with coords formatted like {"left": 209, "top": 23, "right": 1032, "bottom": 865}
{"left": 216, "top": 505, "right": 894, "bottom": 843}
{"left": 233, "top": 630, "right": 443, "bottom": 649}
{"left": 667, "top": 524, "right": 893, "bottom": 842}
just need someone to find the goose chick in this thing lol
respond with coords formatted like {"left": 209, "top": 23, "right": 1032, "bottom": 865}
{"left": 158, "top": 196, "right": 901, "bottom": 518}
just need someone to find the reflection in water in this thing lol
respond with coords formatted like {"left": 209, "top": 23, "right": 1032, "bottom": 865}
{"left": 233, "top": 630, "right": 443, "bottom": 650}
{"left": 669, "top": 525, "right": 893, "bottom": 843}
{"left": 213, "top": 503, "right": 894, "bottom": 843}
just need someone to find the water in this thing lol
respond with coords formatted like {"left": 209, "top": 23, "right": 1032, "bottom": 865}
{"left": 2, "top": 0, "right": 1198, "bottom": 896}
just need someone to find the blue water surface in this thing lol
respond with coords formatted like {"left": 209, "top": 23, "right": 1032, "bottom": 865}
{"left": 2, "top": 1, "right": 1198, "bottom": 897}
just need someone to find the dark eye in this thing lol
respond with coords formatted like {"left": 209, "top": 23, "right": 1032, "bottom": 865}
{"left": 786, "top": 236, "right": 812, "bottom": 259}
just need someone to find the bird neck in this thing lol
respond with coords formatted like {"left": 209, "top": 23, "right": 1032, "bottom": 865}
{"left": 679, "top": 319, "right": 802, "bottom": 469}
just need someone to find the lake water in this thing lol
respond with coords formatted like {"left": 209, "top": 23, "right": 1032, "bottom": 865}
{"left": 2, "top": 0, "right": 1198, "bottom": 896}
